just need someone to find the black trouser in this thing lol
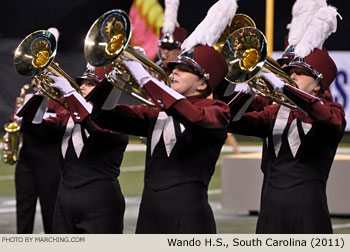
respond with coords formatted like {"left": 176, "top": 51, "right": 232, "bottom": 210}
{"left": 53, "top": 179, "right": 125, "bottom": 234}
{"left": 136, "top": 182, "right": 216, "bottom": 234}
{"left": 15, "top": 161, "right": 61, "bottom": 234}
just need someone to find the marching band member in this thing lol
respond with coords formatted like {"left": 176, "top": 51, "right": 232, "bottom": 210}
{"left": 230, "top": 48, "right": 346, "bottom": 234}
{"left": 17, "top": 66, "right": 128, "bottom": 234}
{"left": 73, "top": 0, "right": 237, "bottom": 234}
{"left": 64, "top": 44, "right": 230, "bottom": 234}
{"left": 11, "top": 80, "right": 63, "bottom": 234}
{"left": 11, "top": 27, "right": 63, "bottom": 234}
{"left": 53, "top": 0, "right": 239, "bottom": 229}
{"left": 227, "top": 1, "right": 345, "bottom": 233}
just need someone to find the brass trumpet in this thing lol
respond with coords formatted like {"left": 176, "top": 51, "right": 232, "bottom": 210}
{"left": 14, "top": 30, "right": 81, "bottom": 110}
{"left": 84, "top": 9, "right": 169, "bottom": 107}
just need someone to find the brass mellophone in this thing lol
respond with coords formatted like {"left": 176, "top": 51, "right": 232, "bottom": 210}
{"left": 13, "top": 30, "right": 82, "bottom": 110}
{"left": 84, "top": 9, "right": 170, "bottom": 107}
{"left": 214, "top": 14, "right": 298, "bottom": 109}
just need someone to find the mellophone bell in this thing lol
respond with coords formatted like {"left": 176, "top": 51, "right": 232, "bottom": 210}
{"left": 13, "top": 30, "right": 82, "bottom": 110}
{"left": 212, "top": 14, "right": 299, "bottom": 109}
{"left": 84, "top": 9, "right": 170, "bottom": 107}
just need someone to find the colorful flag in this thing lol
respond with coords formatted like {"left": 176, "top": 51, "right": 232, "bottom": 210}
{"left": 129, "top": 0, "right": 164, "bottom": 60}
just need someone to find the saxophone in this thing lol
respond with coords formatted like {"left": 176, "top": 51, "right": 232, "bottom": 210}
{"left": 2, "top": 84, "right": 31, "bottom": 165}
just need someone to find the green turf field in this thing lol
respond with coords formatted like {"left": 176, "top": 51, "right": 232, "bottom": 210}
{"left": 0, "top": 150, "right": 221, "bottom": 198}
{"left": 1, "top": 149, "right": 350, "bottom": 234}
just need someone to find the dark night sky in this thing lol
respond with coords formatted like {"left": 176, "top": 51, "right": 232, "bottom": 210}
{"left": 1, "top": 0, "right": 348, "bottom": 52}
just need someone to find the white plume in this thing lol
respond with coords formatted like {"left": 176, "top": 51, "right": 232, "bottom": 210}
{"left": 162, "top": 0, "right": 180, "bottom": 35}
{"left": 181, "top": 0, "right": 238, "bottom": 52}
{"left": 294, "top": 6, "right": 340, "bottom": 57}
{"left": 48, "top": 27, "right": 60, "bottom": 41}
{"left": 287, "top": 0, "right": 327, "bottom": 47}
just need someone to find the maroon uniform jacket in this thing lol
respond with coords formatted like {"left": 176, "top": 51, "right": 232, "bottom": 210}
{"left": 79, "top": 77, "right": 231, "bottom": 233}
{"left": 18, "top": 92, "right": 128, "bottom": 233}
{"left": 228, "top": 84, "right": 346, "bottom": 233}
{"left": 86, "top": 78, "right": 231, "bottom": 190}
{"left": 229, "top": 85, "right": 345, "bottom": 188}
{"left": 18, "top": 95, "right": 128, "bottom": 188}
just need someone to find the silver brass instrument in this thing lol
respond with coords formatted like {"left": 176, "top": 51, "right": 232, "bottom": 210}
{"left": 14, "top": 30, "right": 82, "bottom": 110}
{"left": 216, "top": 15, "right": 298, "bottom": 109}
{"left": 84, "top": 9, "right": 170, "bottom": 107}
{"left": 2, "top": 84, "right": 31, "bottom": 165}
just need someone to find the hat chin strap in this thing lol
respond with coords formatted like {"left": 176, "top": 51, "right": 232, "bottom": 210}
{"left": 306, "top": 76, "right": 322, "bottom": 94}
{"left": 184, "top": 77, "right": 207, "bottom": 97}
{"left": 157, "top": 49, "right": 166, "bottom": 64}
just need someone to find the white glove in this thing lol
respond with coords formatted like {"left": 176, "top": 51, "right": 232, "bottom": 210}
{"left": 234, "top": 83, "right": 254, "bottom": 95}
{"left": 14, "top": 115, "right": 23, "bottom": 124}
{"left": 133, "top": 46, "right": 146, "bottom": 56}
{"left": 108, "top": 69, "right": 127, "bottom": 89}
{"left": 109, "top": 69, "right": 118, "bottom": 81}
{"left": 50, "top": 75, "right": 75, "bottom": 96}
{"left": 122, "top": 60, "right": 151, "bottom": 87}
{"left": 257, "top": 72, "right": 286, "bottom": 93}
{"left": 34, "top": 89, "right": 44, "bottom": 97}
